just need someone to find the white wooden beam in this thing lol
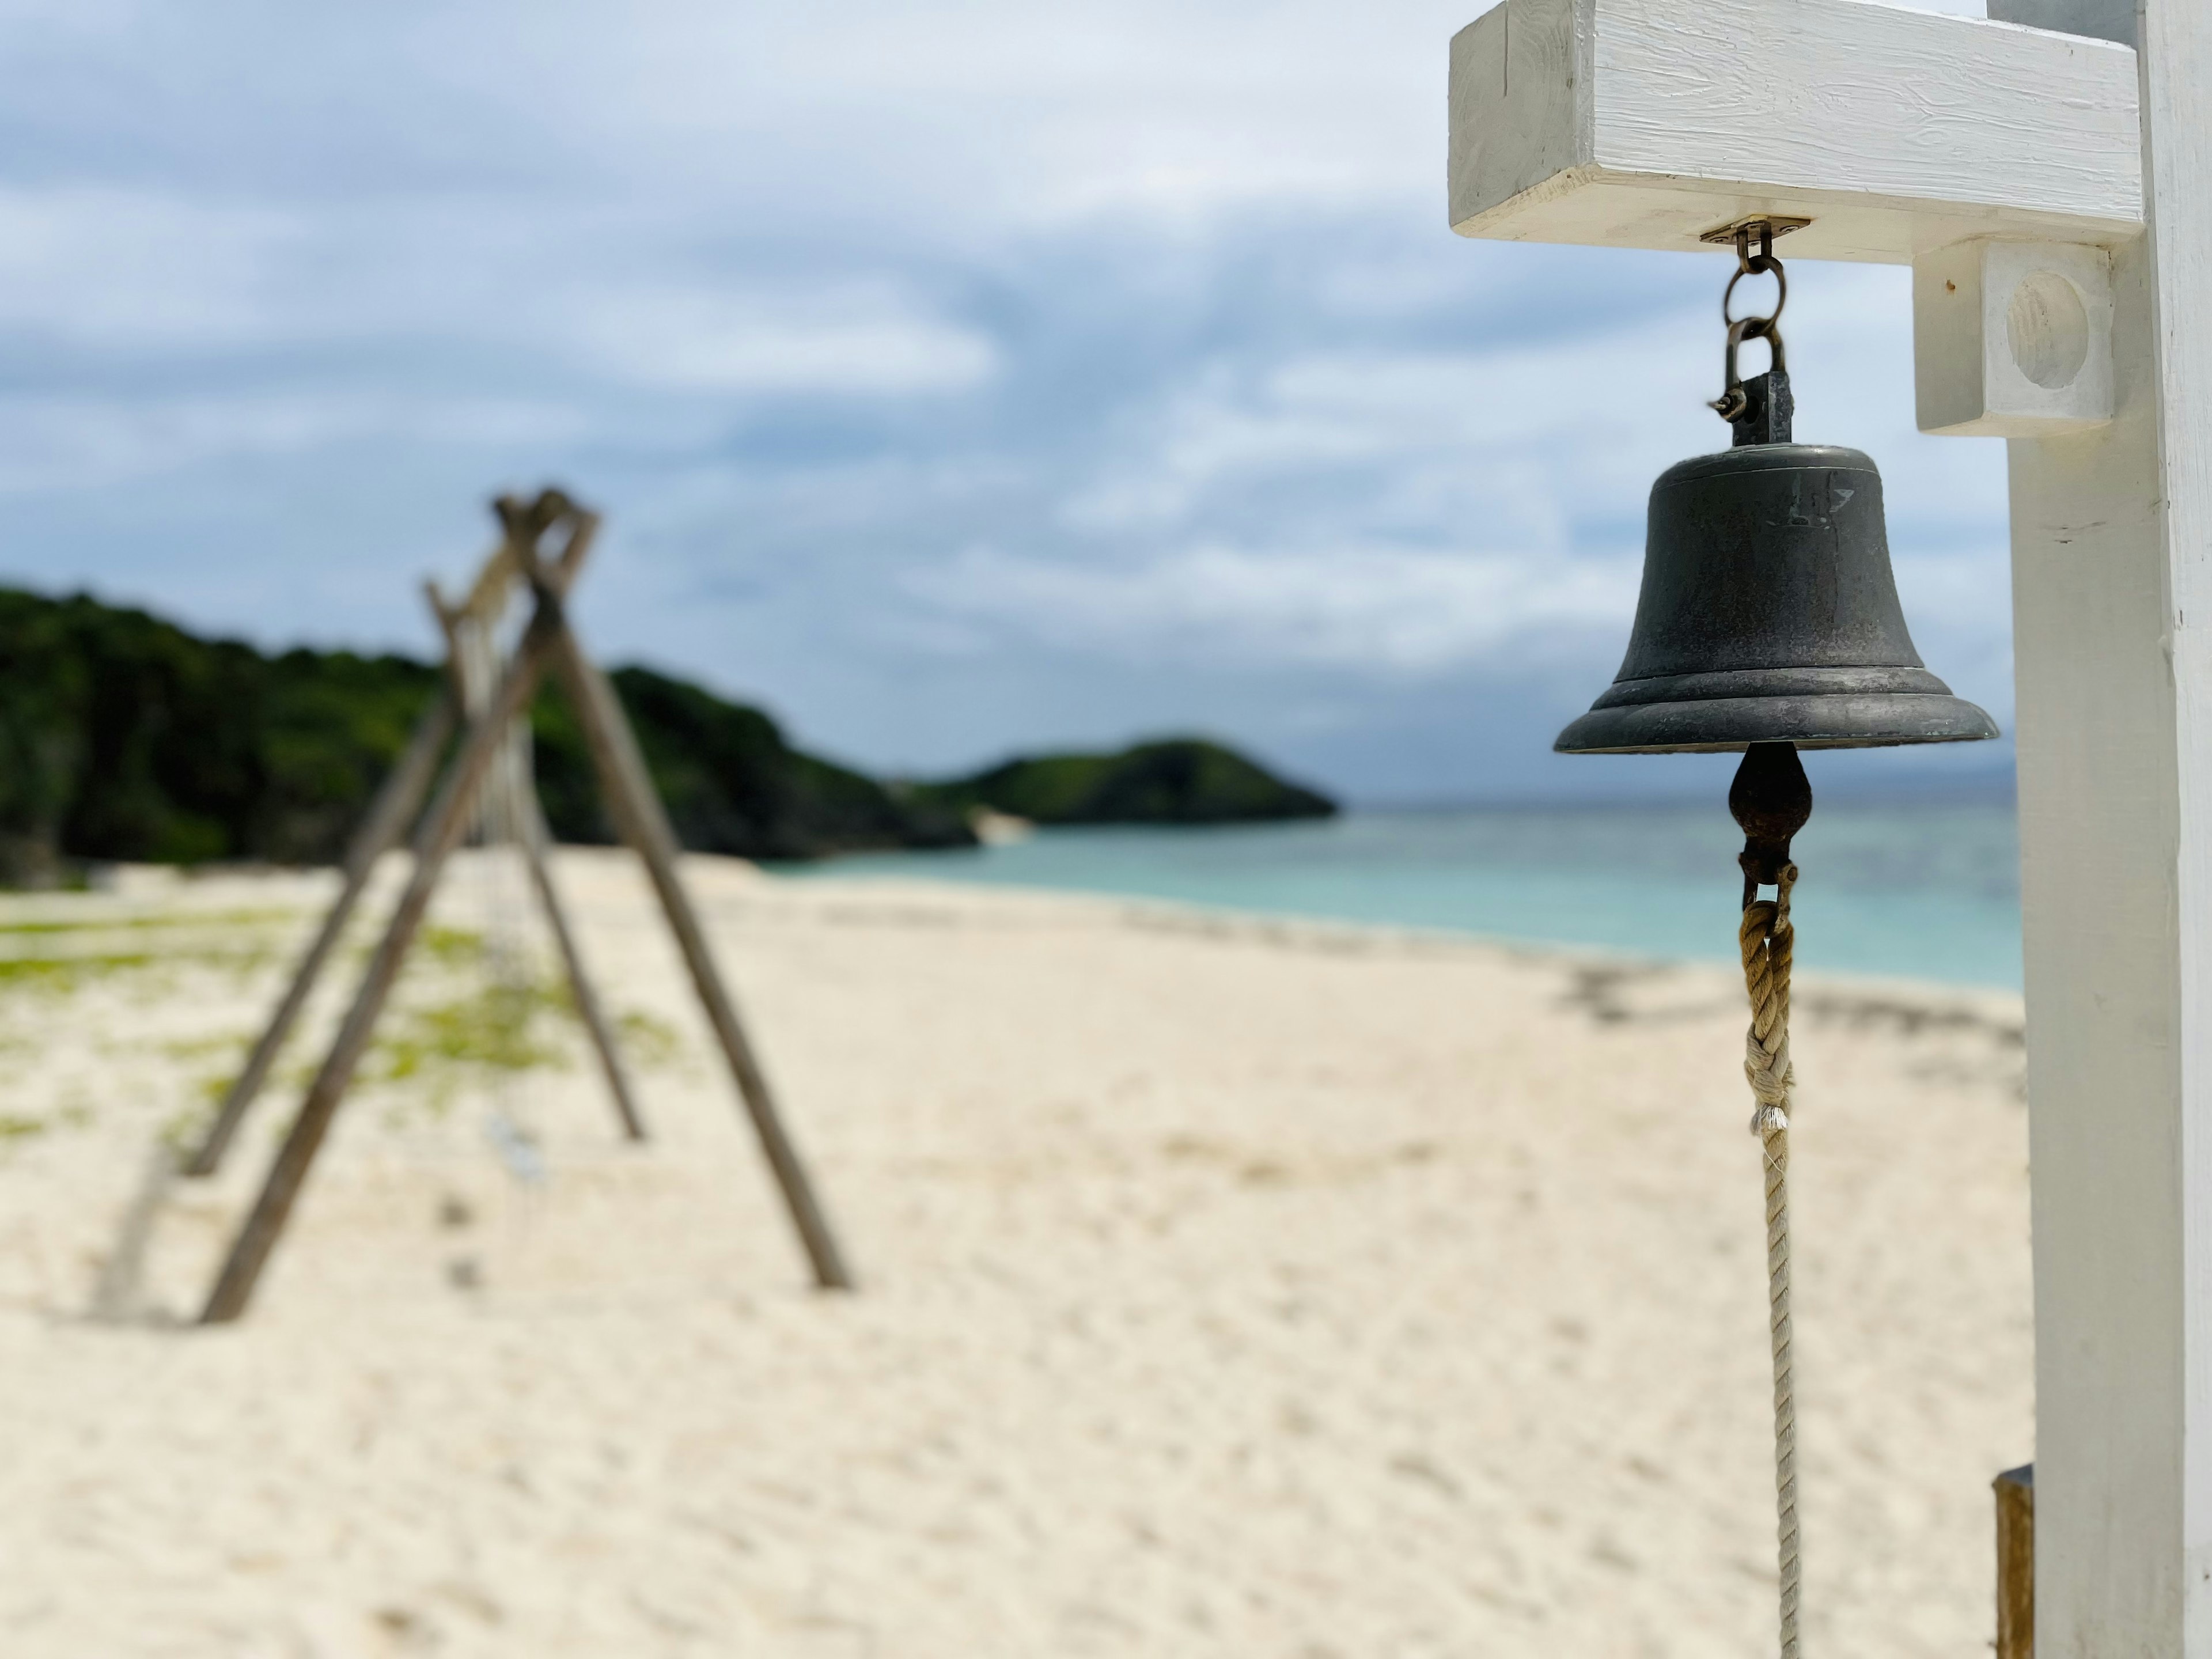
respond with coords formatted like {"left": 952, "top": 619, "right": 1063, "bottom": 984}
{"left": 2018, "top": 0, "right": 2212, "bottom": 1649}
{"left": 1449, "top": 0, "right": 2143, "bottom": 263}
{"left": 2006, "top": 232, "right": 2184, "bottom": 1654}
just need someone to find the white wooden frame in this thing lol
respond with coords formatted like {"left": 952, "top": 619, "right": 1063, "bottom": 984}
{"left": 1450, "top": 0, "right": 2212, "bottom": 1649}
{"left": 1449, "top": 0, "right": 2141, "bottom": 262}
{"left": 1912, "top": 239, "right": 2116, "bottom": 436}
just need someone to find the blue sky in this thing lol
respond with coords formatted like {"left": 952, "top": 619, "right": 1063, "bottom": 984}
{"left": 0, "top": 0, "right": 2009, "bottom": 804}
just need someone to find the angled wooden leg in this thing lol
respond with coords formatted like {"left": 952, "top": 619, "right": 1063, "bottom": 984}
{"left": 198, "top": 600, "right": 569, "bottom": 1324}
{"left": 517, "top": 790, "right": 646, "bottom": 1141}
{"left": 184, "top": 690, "right": 456, "bottom": 1178}
{"left": 528, "top": 598, "right": 854, "bottom": 1291}
{"left": 426, "top": 533, "right": 643, "bottom": 1143}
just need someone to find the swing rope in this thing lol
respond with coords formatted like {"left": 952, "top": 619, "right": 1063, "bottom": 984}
{"left": 1740, "top": 863, "right": 1800, "bottom": 1659}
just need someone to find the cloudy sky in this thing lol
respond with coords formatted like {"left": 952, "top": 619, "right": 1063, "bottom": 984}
{"left": 0, "top": 0, "right": 2010, "bottom": 804}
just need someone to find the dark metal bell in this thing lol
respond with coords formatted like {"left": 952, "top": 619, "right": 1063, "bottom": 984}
{"left": 1554, "top": 442, "right": 1999, "bottom": 754}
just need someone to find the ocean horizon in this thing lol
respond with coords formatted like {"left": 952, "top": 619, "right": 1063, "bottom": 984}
{"left": 772, "top": 795, "right": 2025, "bottom": 990}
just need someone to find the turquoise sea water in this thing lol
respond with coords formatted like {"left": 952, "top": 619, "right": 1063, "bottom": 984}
{"left": 772, "top": 799, "right": 2024, "bottom": 990}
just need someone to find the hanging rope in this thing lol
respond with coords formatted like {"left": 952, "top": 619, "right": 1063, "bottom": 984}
{"left": 1740, "top": 863, "right": 1800, "bottom": 1659}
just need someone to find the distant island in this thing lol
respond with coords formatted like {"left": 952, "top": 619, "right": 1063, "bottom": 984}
{"left": 921, "top": 740, "right": 1336, "bottom": 827}
{"left": 0, "top": 587, "right": 1335, "bottom": 882}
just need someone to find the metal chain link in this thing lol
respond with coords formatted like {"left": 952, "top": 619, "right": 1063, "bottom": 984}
{"left": 1712, "top": 223, "right": 1789, "bottom": 422}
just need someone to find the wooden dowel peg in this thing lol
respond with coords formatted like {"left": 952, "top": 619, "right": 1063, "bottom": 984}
{"left": 1996, "top": 1463, "right": 2033, "bottom": 1658}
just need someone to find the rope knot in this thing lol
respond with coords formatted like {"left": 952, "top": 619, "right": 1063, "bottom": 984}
{"left": 1738, "top": 864, "right": 1797, "bottom": 1134}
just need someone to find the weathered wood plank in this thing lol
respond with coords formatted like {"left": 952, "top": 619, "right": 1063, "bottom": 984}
{"left": 1449, "top": 0, "right": 2142, "bottom": 262}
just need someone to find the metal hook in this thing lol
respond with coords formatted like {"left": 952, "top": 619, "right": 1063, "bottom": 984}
{"left": 1710, "top": 316, "right": 1789, "bottom": 422}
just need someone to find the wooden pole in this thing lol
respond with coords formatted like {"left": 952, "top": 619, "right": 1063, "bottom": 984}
{"left": 425, "top": 573, "right": 645, "bottom": 1144}
{"left": 183, "top": 687, "right": 456, "bottom": 1178}
{"left": 186, "top": 503, "right": 563, "bottom": 1181}
{"left": 519, "top": 549, "right": 854, "bottom": 1291}
{"left": 199, "top": 535, "right": 588, "bottom": 1324}
{"left": 1995, "top": 1464, "right": 2034, "bottom": 1659}
{"left": 516, "top": 786, "right": 646, "bottom": 1142}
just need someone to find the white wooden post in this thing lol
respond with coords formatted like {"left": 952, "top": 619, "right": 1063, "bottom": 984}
{"left": 1449, "top": 0, "right": 2212, "bottom": 1648}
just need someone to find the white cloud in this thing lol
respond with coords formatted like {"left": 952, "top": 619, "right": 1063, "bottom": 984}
{"left": 407, "top": 1, "right": 1468, "bottom": 229}
{"left": 0, "top": 393, "right": 585, "bottom": 493}
{"left": 1055, "top": 331, "right": 1690, "bottom": 547}
{"left": 569, "top": 285, "right": 997, "bottom": 396}
{"left": 0, "top": 188, "right": 300, "bottom": 347}
{"left": 913, "top": 541, "right": 1641, "bottom": 672}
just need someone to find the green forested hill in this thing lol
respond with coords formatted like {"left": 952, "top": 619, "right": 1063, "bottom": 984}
{"left": 534, "top": 664, "right": 977, "bottom": 862}
{"left": 925, "top": 738, "right": 1336, "bottom": 826}
{"left": 0, "top": 588, "right": 972, "bottom": 882}
{"left": 0, "top": 589, "right": 1339, "bottom": 885}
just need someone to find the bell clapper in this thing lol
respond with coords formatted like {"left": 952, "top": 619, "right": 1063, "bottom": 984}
{"left": 1731, "top": 740, "right": 1812, "bottom": 908}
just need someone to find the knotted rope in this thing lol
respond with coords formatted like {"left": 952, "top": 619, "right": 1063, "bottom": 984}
{"left": 1740, "top": 863, "right": 1800, "bottom": 1659}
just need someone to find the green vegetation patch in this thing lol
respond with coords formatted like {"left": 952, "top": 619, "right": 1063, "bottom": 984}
{"left": 362, "top": 978, "right": 573, "bottom": 1103}
{"left": 0, "top": 907, "right": 299, "bottom": 936}
{"left": 259, "top": 925, "right": 689, "bottom": 1119}
{"left": 0, "top": 952, "right": 158, "bottom": 991}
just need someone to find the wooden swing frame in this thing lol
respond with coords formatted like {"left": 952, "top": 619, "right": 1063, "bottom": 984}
{"left": 186, "top": 487, "right": 851, "bottom": 1323}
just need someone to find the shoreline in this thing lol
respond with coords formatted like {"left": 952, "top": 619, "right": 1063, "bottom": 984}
{"left": 766, "top": 862, "right": 2029, "bottom": 1007}
{"left": 766, "top": 803, "right": 2025, "bottom": 993}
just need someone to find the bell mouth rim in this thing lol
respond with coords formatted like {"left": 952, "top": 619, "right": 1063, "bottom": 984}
{"left": 1554, "top": 690, "right": 2001, "bottom": 755}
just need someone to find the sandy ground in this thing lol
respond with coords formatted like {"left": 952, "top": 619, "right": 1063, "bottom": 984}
{"left": 0, "top": 849, "right": 2030, "bottom": 1658}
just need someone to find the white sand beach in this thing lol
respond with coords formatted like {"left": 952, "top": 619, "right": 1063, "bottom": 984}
{"left": 0, "top": 850, "right": 2030, "bottom": 1657}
